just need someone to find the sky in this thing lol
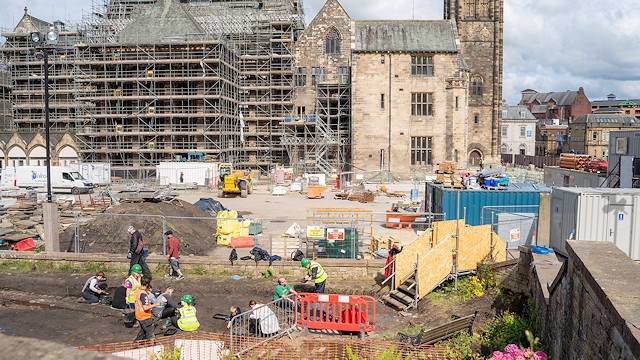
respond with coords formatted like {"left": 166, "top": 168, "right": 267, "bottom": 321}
{"left": 2, "top": 0, "right": 639, "bottom": 105}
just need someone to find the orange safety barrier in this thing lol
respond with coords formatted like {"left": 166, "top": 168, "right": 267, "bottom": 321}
{"left": 296, "top": 293, "right": 376, "bottom": 334}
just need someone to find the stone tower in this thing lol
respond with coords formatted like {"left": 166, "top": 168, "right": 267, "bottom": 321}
{"left": 445, "top": 0, "right": 504, "bottom": 165}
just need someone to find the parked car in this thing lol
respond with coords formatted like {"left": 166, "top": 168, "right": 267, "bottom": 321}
{"left": 588, "top": 159, "right": 608, "bottom": 172}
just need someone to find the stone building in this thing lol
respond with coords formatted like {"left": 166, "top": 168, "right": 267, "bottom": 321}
{"left": 1, "top": 0, "right": 503, "bottom": 177}
{"left": 591, "top": 93, "right": 640, "bottom": 120}
{"left": 294, "top": 0, "right": 504, "bottom": 172}
{"left": 567, "top": 113, "right": 640, "bottom": 158}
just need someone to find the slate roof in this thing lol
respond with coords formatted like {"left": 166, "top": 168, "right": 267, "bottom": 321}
{"left": 353, "top": 20, "right": 458, "bottom": 53}
{"left": 572, "top": 114, "right": 637, "bottom": 125}
{"left": 520, "top": 90, "right": 579, "bottom": 107}
{"left": 591, "top": 99, "right": 640, "bottom": 107}
{"left": 502, "top": 105, "right": 536, "bottom": 120}
{"left": 118, "top": 0, "right": 205, "bottom": 43}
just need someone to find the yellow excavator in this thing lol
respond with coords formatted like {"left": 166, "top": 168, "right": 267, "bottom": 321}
{"left": 218, "top": 163, "right": 254, "bottom": 198}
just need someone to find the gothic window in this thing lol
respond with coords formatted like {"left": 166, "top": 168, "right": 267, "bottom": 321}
{"left": 471, "top": 76, "right": 483, "bottom": 97}
{"left": 465, "top": 0, "right": 476, "bottom": 17}
{"left": 478, "top": 0, "right": 489, "bottom": 17}
{"left": 325, "top": 30, "right": 340, "bottom": 54}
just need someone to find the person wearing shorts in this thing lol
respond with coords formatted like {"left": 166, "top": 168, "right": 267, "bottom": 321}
{"left": 164, "top": 230, "right": 184, "bottom": 280}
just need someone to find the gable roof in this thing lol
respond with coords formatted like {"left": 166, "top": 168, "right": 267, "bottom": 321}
{"left": 572, "top": 114, "right": 637, "bottom": 125}
{"left": 5, "top": 7, "right": 52, "bottom": 35}
{"left": 502, "top": 105, "right": 536, "bottom": 120}
{"left": 520, "top": 90, "right": 580, "bottom": 107}
{"left": 118, "top": 0, "right": 205, "bottom": 43}
{"left": 354, "top": 20, "right": 458, "bottom": 52}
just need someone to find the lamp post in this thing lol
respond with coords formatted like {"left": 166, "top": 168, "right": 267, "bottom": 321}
{"left": 30, "top": 28, "right": 60, "bottom": 252}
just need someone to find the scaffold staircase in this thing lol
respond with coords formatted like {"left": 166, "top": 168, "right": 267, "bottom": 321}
{"left": 381, "top": 220, "right": 507, "bottom": 311}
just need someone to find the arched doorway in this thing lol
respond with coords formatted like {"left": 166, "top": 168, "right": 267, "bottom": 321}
{"left": 468, "top": 150, "right": 482, "bottom": 166}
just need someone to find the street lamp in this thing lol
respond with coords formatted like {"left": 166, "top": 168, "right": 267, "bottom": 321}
{"left": 30, "top": 27, "right": 60, "bottom": 252}
{"left": 30, "top": 28, "right": 58, "bottom": 202}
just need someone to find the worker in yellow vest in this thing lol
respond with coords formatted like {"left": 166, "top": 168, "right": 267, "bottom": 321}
{"left": 170, "top": 294, "right": 200, "bottom": 332}
{"left": 301, "top": 258, "right": 327, "bottom": 294}
{"left": 125, "top": 264, "right": 143, "bottom": 309}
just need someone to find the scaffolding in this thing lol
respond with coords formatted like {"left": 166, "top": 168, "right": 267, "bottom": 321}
{"left": 1, "top": 0, "right": 307, "bottom": 177}
{"left": 0, "top": 66, "right": 12, "bottom": 130}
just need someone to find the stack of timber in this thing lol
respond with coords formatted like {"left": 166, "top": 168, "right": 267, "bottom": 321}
{"left": 438, "top": 161, "right": 456, "bottom": 174}
{"left": 371, "top": 236, "right": 402, "bottom": 251}
{"left": 558, "top": 153, "right": 591, "bottom": 170}
{"left": 434, "top": 173, "right": 462, "bottom": 188}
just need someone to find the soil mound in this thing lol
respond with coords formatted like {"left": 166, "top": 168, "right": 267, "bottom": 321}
{"left": 59, "top": 200, "right": 217, "bottom": 255}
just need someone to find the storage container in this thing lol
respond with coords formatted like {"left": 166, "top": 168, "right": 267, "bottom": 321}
{"left": 425, "top": 182, "right": 550, "bottom": 226}
{"left": 549, "top": 187, "right": 640, "bottom": 260}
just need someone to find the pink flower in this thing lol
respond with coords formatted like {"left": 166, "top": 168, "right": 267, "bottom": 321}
{"left": 533, "top": 351, "right": 548, "bottom": 360}
{"left": 489, "top": 351, "right": 504, "bottom": 360}
{"left": 504, "top": 344, "right": 520, "bottom": 353}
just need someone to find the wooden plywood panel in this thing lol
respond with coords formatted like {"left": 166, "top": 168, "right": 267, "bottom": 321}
{"left": 393, "top": 229, "right": 432, "bottom": 288}
{"left": 432, "top": 220, "right": 464, "bottom": 244}
{"left": 457, "top": 225, "right": 506, "bottom": 271}
{"left": 393, "top": 221, "right": 507, "bottom": 297}
{"left": 416, "top": 235, "right": 456, "bottom": 298}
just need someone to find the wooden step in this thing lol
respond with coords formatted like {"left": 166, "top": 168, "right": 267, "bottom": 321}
{"left": 389, "top": 289, "right": 414, "bottom": 305}
{"left": 404, "top": 278, "right": 415, "bottom": 286}
{"left": 381, "top": 295, "right": 408, "bottom": 311}
{"left": 398, "top": 284, "right": 416, "bottom": 297}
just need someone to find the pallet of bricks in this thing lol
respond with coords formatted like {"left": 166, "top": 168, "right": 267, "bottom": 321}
{"left": 558, "top": 153, "right": 591, "bottom": 170}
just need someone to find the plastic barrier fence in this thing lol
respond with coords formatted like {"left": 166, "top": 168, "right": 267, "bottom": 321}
{"left": 296, "top": 293, "right": 376, "bottom": 334}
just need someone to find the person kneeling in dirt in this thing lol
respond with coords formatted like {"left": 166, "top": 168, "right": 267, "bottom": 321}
{"left": 134, "top": 275, "right": 160, "bottom": 341}
{"left": 152, "top": 287, "right": 178, "bottom": 329}
{"left": 273, "top": 277, "right": 298, "bottom": 310}
{"left": 227, "top": 306, "right": 243, "bottom": 329}
{"left": 81, "top": 271, "right": 108, "bottom": 304}
{"left": 248, "top": 299, "right": 280, "bottom": 337}
{"left": 110, "top": 282, "right": 128, "bottom": 310}
{"left": 169, "top": 294, "right": 200, "bottom": 332}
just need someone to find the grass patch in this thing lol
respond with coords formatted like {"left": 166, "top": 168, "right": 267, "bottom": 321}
{"left": 0, "top": 260, "right": 36, "bottom": 272}
{"left": 191, "top": 266, "right": 207, "bottom": 276}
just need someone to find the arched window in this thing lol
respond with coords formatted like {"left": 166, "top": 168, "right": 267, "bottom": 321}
{"left": 592, "top": 131, "right": 597, "bottom": 141}
{"left": 326, "top": 30, "right": 340, "bottom": 54}
{"left": 471, "top": 76, "right": 483, "bottom": 97}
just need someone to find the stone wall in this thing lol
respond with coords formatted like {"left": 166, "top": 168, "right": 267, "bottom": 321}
{"left": 0, "top": 250, "right": 384, "bottom": 280}
{"left": 524, "top": 241, "right": 640, "bottom": 359}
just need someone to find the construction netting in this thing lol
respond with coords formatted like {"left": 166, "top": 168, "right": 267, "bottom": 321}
{"left": 77, "top": 331, "right": 452, "bottom": 359}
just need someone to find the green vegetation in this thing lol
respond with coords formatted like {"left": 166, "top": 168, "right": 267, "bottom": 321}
{"left": 149, "top": 346, "right": 181, "bottom": 360}
{"left": 191, "top": 266, "right": 208, "bottom": 275}
{"left": 481, "top": 298, "right": 538, "bottom": 353}
{"left": 346, "top": 345, "right": 412, "bottom": 360}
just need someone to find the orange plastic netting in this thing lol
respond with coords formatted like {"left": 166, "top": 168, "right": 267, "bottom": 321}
{"left": 77, "top": 331, "right": 453, "bottom": 359}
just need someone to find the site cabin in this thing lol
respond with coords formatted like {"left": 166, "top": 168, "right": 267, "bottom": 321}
{"left": 1, "top": 166, "right": 94, "bottom": 194}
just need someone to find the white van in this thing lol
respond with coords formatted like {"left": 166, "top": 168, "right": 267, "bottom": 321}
{"left": 3, "top": 166, "right": 93, "bottom": 194}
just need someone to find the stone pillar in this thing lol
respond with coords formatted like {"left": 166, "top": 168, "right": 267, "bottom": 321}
{"left": 536, "top": 193, "right": 550, "bottom": 247}
{"left": 43, "top": 202, "right": 60, "bottom": 252}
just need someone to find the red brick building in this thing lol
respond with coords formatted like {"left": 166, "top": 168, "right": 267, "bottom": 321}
{"left": 519, "top": 87, "right": 591, "bottom": 123}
